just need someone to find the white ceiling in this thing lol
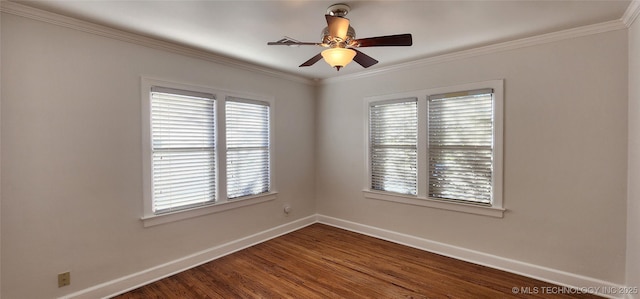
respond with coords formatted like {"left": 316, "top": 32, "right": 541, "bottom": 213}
{"left": 15, "top": 0, "right": 632, "bottom": 80}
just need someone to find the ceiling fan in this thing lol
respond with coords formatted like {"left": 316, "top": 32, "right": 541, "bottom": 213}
{"left": 267, "top": 3, "right": 413, "bottom": 71}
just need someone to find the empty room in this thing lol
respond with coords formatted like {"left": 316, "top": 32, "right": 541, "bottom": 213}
{"left": 1, "top": 0, "right": 640, "bottom": 298}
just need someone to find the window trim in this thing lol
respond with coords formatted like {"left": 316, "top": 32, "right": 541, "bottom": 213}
{"left": 141, "top": 77, "right": 277, "bottom": 227}
{"left": 363, "top": 80, "right": 504, "bottom": 218}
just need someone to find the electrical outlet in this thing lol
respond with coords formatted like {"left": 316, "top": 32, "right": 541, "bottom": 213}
{"left": 58, "top": 272, "right": 70, "bottom": 287}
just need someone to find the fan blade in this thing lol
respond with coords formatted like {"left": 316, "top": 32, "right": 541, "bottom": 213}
{"left": 325, "top": 15, "right": 350, "bottom": 40}
{"left": 354, "top": 34, "right": 413, "bottom": 47}
{"left": 299, "top": 53, "right": 323, "bottom": 67}
{"left": 352, "top": 49, "right": 378, "bottom": 68}
{"left": 268, "top": 41, "right": 322, "bottom": 46}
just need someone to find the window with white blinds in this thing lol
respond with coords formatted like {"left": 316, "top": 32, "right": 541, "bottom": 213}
{"left": 365, "top": 80, "right": 503, "bottom": 216}
{"left": 143, "top": 79, "right": 276, "bottom": 225}
{"left": 369, "top": 99, "right": 418, "bottom": 195}
{"left": 226, "top": 98, "right": 270, "bottom": 199}
{"left": 150, "top": 87, "right": 216, "bottom": 214}
{"left": 428, "top": 89, "right": 494, "bottom": 204}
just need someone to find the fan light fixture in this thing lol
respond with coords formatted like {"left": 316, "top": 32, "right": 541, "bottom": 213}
{"left": 321, "top": 48, "right": 356, "bottom": 71}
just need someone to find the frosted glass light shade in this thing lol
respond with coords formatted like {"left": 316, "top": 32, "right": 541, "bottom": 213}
{"left": 321, "top": 48, "right": 356, "bottom": 70}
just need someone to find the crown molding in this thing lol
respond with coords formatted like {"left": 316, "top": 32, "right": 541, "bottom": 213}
{"left": 0, "top": 1, "right": 315, "bottom": 85}
{"left": 623, "top": 0, "right": 640, "bottom": 28}
{"left": 1, "top": 1, "right": 631, "bottom": 86}
{"left": 321, "top": 19, "right": 627, "bottom": 85}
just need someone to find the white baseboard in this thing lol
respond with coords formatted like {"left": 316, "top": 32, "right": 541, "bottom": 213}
{"left": 61, "top": 215, "right": 317, "bottom": 299}
{"left": 316, "top": 214, "right": 627, "bottom": 299}
{"left": 62, "top": 214, "right": 628, "bottom": 299}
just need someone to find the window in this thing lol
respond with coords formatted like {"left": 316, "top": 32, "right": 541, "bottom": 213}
{"left": 369, "top": 99, "right": 417, "bottom": 195}
{"left": 141, "top": 78, "right": 276, "bottom": 226}
{"left": 428, "top": 89, "right": 494, "bottom": 204}
{"left": 226, "top": 98, "right": 270, "bottom": 199}
{"left": 150, "top": 87, "right": 216, "bottom": 214}
{"left": 364, "top": 80, "right": 504, "bottom": 217}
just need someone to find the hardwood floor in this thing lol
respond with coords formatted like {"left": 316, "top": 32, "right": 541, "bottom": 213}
{"left": 114, "top": 224, "right": 600, "bottom": 298}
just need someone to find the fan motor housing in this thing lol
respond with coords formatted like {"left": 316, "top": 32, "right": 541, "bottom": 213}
{"left": 321, "top": 25, "right": 356, "bottom": 46}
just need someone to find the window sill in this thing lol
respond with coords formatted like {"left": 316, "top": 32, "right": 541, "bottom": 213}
{"left": 363, "top": 190, "right": 504, "bottom": 218}
{"left": 141, "top": 192, "right": 278, "bottom": 227}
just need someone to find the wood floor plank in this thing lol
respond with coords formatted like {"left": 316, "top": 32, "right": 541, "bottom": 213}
{"left": 113, "top": 224, "right": 602, "bottom": 298}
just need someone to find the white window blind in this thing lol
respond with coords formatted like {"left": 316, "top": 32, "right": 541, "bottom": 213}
{"left": 226, "top": 98, "right": 270, "bottom": 199}
{"left": 150, "top": 87, "right": 216, "bottom": 214}
{"left": 369, "top": 99, "right": 418, "bottom": 195}
{"left": 428, "top": 89, "right": 494, "bottom": 204}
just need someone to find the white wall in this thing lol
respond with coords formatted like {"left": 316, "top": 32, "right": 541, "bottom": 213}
{"left": 0, "top": 13, "right": 316, "bottom": 298}
{"left": 627, "top": 9, "right": 640, "bottom": 298}
{"left": 316, "top": 29, "right": 628, "bottom": 284}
